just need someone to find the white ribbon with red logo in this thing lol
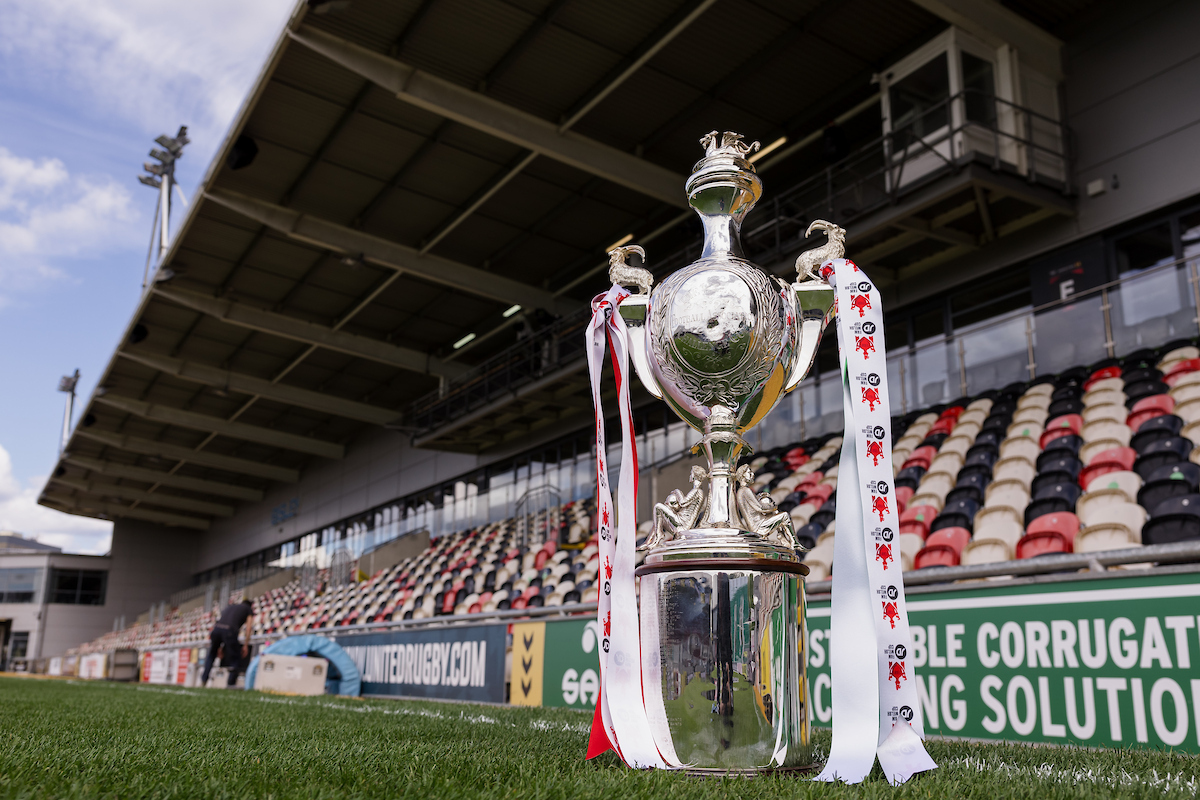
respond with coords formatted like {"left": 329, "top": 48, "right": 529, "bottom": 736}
{"left": 814, "top": 258, "right": 937, "bottom": 785}
{"left": 585, "top": 284, "right": 675, "bottom": 769}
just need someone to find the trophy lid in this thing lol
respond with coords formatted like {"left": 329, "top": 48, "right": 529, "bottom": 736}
{"left": 685, "top": 131, "right": 762, "bottom": 222}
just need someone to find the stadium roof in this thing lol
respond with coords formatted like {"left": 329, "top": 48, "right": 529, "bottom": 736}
{"left": 40, "top": 0, "right": 1093, "bottom": 530}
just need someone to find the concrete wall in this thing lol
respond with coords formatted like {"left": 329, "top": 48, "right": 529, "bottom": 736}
{"left": 105, "top": 520, "right": 200, "bottom": 625}
{"left": 196, "top": 429, "right": 479, "bottom": 573}
{"left": 358, "top": 530, "right": 430, "bottom": 577}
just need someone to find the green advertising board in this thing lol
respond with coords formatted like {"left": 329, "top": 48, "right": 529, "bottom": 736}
{"left": 808, "top": 571, "right": 1200, "bottom": 752}
{"left": 541, "top": 618, "right": 602, "bottom": 710}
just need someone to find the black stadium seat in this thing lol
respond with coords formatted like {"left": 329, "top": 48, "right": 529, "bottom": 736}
{"left": 1134, "top": 437, "right": 1195, "bottom": 479}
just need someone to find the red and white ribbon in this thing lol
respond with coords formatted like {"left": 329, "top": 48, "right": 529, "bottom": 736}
{"left": 814, "top": 259, "right": 937, "bottom": 785}
{"left": 585, "top": 284, "right": 675, "bottom": 769}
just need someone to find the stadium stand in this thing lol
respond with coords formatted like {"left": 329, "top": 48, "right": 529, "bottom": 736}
{"left": 65, "top": 338, "right": 1200, "bottom": 658}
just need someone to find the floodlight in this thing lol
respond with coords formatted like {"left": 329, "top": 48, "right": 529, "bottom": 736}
{"left": 143, "top": 162, "right": 167, "bottom": 176}
{"left": 138, "top": 175, "right": 162, "bottom": 189}
{"left": 148, "top": 148, "right": 175, "bottom": 164}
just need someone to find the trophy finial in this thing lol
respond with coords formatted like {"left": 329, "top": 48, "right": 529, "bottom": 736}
{"left": 699, "top": 130, "right": 760, "bottom": 158}
{"left": 795, "top": 219, "right": 847, "bottom": 281}
{"left": 607, "top": 244, "right": 653, "bottom": 295}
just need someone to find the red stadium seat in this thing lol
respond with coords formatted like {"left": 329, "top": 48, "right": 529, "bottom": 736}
{"left": 929, "top": 417, "right": 956, "bottom": 436}
{"left": 914, "top": 544, "right": 958, "bottom": 569}
{"left": 798, "top": 471, "right": 824, "bottom": 488}
{"left": 1016, "top": 531, "right": 1070, "bottom": 559}
{"left": 940, "top": 406, "right": 965, "bottom": 422}
{"left": 468, "top": 602, "right": 482, "bottom": 614}
{"left": 534, "top": 550, "right": 550, "bottom": 570}
{"left": 1085, "top": 366, "right": 1122, "bottom": 389}
{"left": 511, "top": 596, "right": 528, "bottom": 611}
{"left": 895, "top": 485, "right": 915, "bottom": 513}
{"left": 1026, "top": 511, "right": 1080, "bottom": 547}
{"left": 925, "top": 526, "right": 970, "bottom": 556}
{"left": 1165, "top": 358, "right": 1200, "bottom": 386}
{"left": 900, "top": 505, "right": 939, "bottom": 539}
{"left": 804, "top": 483, "right": 835, "bottom": 503}
{"left": 1040, "top": 414, "right": 1083, "bottom": 448}
{"left": 1129, "top": 393, "right": 1174, "bottom": 418}
{"left": 1078, "top": 446, "right": 1137, "bottom": 487}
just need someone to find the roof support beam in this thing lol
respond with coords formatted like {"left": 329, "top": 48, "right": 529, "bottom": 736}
{"left": 74, "top": 429, "right": 300, "bottom": 484}
{"left": 93, "top": 393, "right": 345, "bottom": 460}
{"left": 118, "top": 349, "right": 399, "bottom": 426}
{"left": 557, "top": 0, "right": 719, "bottom": 132}
{"left": 908, "top": 0, "right": 1062, "bottom": 80}
{"left": 204, "top": 188, "right": 574, "bottom": 316}
{"left": 50, "top": 476, "right": 233, "bottom": 517}
{"left": 153, "top": 286, "right": 465, "bottom": 381}
{"left": 41, "top": 492, "right": 209, "bottom": 530}
{"left": 63, "top": 455, "right": 263, "bottom": 501}
{"left": 286, "top": 25, "right": 687, "bottom": 209}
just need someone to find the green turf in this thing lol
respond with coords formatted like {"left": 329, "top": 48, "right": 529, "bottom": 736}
{"left": 0, "top": 676, "right": 1197, "bottom": 799}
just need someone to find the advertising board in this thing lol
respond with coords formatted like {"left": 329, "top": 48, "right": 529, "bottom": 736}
{"left": 336, "top": 625, "right": 506, "bottom": 704}
{"left": 78, "top": 653, "right": 107, "bottom": 679}
{"left": 510, "top": 617, "right": 601, "bottom": 710}
{"left": 807, "top": 571, "right": 1200, "bottom": 752}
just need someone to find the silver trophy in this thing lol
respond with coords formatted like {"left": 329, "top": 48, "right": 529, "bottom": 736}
{"left": 610, "top": 131, "right": 841, "bottom": 773}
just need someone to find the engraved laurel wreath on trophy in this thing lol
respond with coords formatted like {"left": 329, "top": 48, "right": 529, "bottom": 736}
{"left": 602, "top": 131, "right": 843, "bottom": 772}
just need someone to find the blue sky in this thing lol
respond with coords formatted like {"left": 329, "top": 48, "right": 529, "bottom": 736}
{"left": 0, "top": 0, "right": 297, "bottom": 554}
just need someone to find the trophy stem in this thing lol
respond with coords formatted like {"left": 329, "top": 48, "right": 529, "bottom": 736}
{"left": 698, "top": 213, "right": 745, "bottom": 259}
{"left": 699, "top": 405, "right": 747, "bottom": 529}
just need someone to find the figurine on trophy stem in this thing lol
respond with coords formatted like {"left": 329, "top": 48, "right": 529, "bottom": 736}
{"left": 734, "top": 465, "right": 799, "bottom": 550}
{"left": 642, "top": 465, "right": 708, "bottom": 550}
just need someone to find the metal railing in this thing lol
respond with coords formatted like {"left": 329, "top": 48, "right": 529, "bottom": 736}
{"left": 807, "top": 541, "right": 1200, "bottom": 599}
{"left": 408, "top": 90, "right": 1073, "bottom": 436}
{"left": 144, "top": 543, "right": 1200, "bottom": 650}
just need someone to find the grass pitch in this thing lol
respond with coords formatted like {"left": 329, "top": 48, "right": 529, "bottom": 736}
{"left": 0, "top": 677, "right": 1197, "bottom": 799}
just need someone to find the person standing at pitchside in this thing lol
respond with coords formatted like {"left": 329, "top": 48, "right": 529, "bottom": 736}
{"left": 201, "top": 597, "right": 253, "bottom": 688}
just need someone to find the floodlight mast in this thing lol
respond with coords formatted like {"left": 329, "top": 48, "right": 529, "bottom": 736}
{"left": 137, "top": 126, "right": 189, "bottom": 288}
{"left": 57, "top": 369, "right": 80, "bottom": 456}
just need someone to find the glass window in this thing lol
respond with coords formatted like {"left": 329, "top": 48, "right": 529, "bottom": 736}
{"left": 913, "top": 307, "right": 945, "bottom": 343}
{"left": 49, "top": 569, "right": 107, "bottom": 605}
{"left": 1180, "top": 210, "right": 1200, "bottom": 263}
{"left": 952, "top": 270, "right": 1032, "bottom": 327}
{"left": 8, "top": 632, "right": 29, "bottom": 660}
{"left": 889, "top": 54, "right": 950, "bottom": 139}
{"left": 960, "top": 51, "right": 996, "bottom": 126}
{"left": 0, "top": 568, "right": 43, "bottom": 604}
{"left": 1114, "top": 223, "right": 1174, "bottom": 275}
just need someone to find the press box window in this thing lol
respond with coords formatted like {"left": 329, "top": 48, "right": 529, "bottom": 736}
{"left": 0, "top": 567, "right": 44, "bottom": 604}
{"left": 49, "top": 569, "right": 107, "bottom": 605}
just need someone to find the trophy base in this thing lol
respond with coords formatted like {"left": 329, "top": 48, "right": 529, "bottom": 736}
{"left": 635, "top": 538, "right": 811, "bottom": 773}
{"left": 680, "top": 762, "right": 822, "bottom": 778}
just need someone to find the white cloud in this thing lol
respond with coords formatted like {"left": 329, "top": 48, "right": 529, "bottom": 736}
{"left": 0, "top": 0, "right": 297, "bottom": 148}
{"left": 0, "top": 147, "right": 137, "bottom": 297}
{"left": 0, "top": 443, "right": 111, "bottom": 555}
